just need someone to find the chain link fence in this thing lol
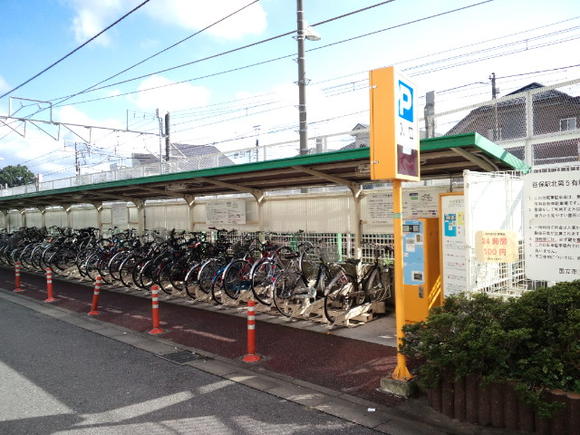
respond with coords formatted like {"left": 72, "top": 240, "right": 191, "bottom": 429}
{"left": 436, "top": 78, "right": 580, "bottom": 167}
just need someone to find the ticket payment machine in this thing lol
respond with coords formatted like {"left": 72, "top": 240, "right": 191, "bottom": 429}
{"left": 402, "top": 218, "right": 442, "bottom": 323}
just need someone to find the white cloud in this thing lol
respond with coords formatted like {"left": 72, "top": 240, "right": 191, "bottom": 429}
{"left": 65, "top": 0, "right": 267, "bottom": 46}
{"left": 145, "top": 0, "right": 267, "bottom": 39}
{"left": 0, "top": 75, "right": 9, "bottom": 94}
{"left": 67, "top": 0, "right": 125, "bottom": 45}
{"left": 130, "top": 75, "right": 211, "bottom": 112}
{"left": 0, "top": 105, "right": 133, "bottom": 178}
{"left": 0, "top": 128, "right": 65, "bottom": 164}
{"left": 58, "top": 105, "right": 122, "bottom": 129}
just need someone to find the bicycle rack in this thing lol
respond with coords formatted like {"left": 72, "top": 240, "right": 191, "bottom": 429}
{"left": 331, "top": 302, "right": 374, "bottom": 327}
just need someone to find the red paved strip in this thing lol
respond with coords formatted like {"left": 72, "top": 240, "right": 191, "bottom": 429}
{"left": 0, "top": 268, "right": 402, "bottom": 406}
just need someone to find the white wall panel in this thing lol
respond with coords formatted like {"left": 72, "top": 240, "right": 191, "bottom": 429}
{"left": 263, "top": 194, "right": 352, "bottom": 233}
{"left": 8, "top": 212, "right": 22, "bottom": 230}
{"left": 145, "top": 205, "right": 166, "bottom": 230}
{"left": 26, "top": 211, "right": 42, "bottom": 227}
{"left": 263, "top": 198, "right": 307, "bottom": 232}
{"left": 45, "top": 210, "right": 66, "bottom": 228}
{"left": 165, "top": 204, "right": 188, "bottom": 230}
{"left": 71, "top": 208, "right": 97, "bottom": 229}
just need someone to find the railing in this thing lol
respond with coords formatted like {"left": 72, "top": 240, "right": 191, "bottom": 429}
{"left": 0, "top": 129, "right": 360, "bottom": 197}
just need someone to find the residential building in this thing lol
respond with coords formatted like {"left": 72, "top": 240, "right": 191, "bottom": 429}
{"left": 446, "top": 82, "right": 580, "bottom": 165}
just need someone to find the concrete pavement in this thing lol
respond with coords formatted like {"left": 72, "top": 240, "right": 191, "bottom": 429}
{"left": 0, "top": 297, "right": 383, "bottom": 434}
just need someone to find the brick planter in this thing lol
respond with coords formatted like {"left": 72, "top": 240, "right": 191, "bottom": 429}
{"left": 427, "top": 377, "right": 579, "bottom": 434}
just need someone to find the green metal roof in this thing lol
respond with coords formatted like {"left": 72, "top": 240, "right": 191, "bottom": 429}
{"left": 0, "top": 132, "right": 529, "bottom": 210}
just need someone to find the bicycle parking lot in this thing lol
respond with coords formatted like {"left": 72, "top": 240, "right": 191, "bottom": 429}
{"left": 0, "top": 133, "right": 531, "bottom": 406}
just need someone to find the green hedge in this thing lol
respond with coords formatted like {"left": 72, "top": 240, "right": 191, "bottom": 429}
{"left": 401, "top": 281, "right": 580, "bottom": 416}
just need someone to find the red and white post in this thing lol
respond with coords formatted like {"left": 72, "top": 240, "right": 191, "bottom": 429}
{"left": 148, "top": 284, "right": 164, "bottom": 335}
{"left": 242, "top": 299, "right": 261, "bottom": 363}
{"left": 44, "top": 268, "right": 56, "bottom": 303}
{"left": 88, "top": 276, "right": 102, "bottom": 316}
{"left": 14, "top": 261, "right": 24, "bottom": 293}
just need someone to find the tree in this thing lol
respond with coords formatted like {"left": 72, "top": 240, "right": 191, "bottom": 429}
{"left": 0, "top": 164, "right": 36, "bottom": 188}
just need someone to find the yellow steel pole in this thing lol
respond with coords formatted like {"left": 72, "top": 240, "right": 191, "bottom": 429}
{"left": 391, "top": 179, "right": 412, "bottom": 380}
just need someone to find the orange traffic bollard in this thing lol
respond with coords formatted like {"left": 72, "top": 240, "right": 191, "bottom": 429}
{"left": 88, "top": 276, "right": 102, "bottom": 316}
{"left": 148, "top": 285, "right": 164, "bottom": 335}
{"left": 14, "top": 261, "right": 24, "bottom": 292}
{"left": 44, "top": 268, "right": 56, "bottom": 303}
{"left": 242, "top": 299, "right": 262, "bottom": 363}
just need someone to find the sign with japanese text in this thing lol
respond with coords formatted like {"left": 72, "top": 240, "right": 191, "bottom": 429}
{"left": 369, "top": 66, "right": 420, "bottom": 181}
{"left": 440, "top": 193, "right": 466, "bottom": 296}
{"left": 524, "top": 167, "right": 580, "bottom": 282}
{"left": 365, "top": 186, "right": 450, "bottom": 224}
{"left": 206, "top": 199, "right": 246, "bottom": 225}
{"left": 475, "top": 230, "right": 519, "bottom": 263}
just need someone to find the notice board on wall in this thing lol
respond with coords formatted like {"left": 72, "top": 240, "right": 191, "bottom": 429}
{"left": 206, "top": 199, "right": 246, "bottom": 225}
{"left": 366, "top": 186, "right": 449, "bottom": 224}
{"left": 440, "top": 193, "right": 466, "bottom": 296}
{"left": 524, "top": 167, "right": 580, "bottom": 282}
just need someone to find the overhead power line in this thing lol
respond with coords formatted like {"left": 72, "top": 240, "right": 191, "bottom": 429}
{"left": 497, "top": 63, "right": 580, "bottom": 79}
{"left": 0, "top": 0, "right": 265, "bottom": 138}
{"left": 50, "top": 0, "right": 263, "bottom": 109}
{"left": 0, "top": 0, "right": 151, "bottom": 101}
{"left": 52, "top": 0, "right": 495, "bottom": 108}
{"left": 50, "top": 0, "right": 400, "bottom": 102}
{"left": 309, "top": 15, "right": 580, "bottom": 86}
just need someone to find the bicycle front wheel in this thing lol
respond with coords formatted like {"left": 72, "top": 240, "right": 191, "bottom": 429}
{"left": 364, "top": 266, "right": 393, "bottom": 303}
{"left": 250, "top": 258, "right": 276, "bottom": 306}
{"left": 222, "top": 259, "right": 252, "bottom": 300}
{"left": 323, "top": 273, "right": 356, "bottom": 323}
{"left": 272, "top": 266, "right": 305, "bottom": 318}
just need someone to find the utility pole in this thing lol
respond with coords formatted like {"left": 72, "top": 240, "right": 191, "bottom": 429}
{"left": 296, "top": 0, "right": 308, "bottom": 156}
{"left": 489, "top": 72, "right": 498, "bottom": 99}
{"left": 156, "top": 108, "right": 163, "bottom": 173}
{"left": 74, "top": 142, "right": 80, "bottom": 176}
{"left": 164, "top": 112, "right": 170, "bottom": 161}
{"left": 254, "top": 124, "right": 261, "bottom": 162}
{"left": 489, "top": 73, "right": 500, "bottom": 141}
{"left": 423, "top": 91, "right": 435, "bottom": 138}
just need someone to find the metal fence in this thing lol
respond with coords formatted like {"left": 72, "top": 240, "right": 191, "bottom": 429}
{"left": 463, "top": 171, "right": 528, "bottom": 297}
{"left": 434, "top": 78, "right": 580, "bottom": 167}
{"left": 217, "top": 230, "right": 394, "bottom": 264}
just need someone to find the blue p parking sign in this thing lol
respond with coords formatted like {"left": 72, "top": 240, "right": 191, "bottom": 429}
{"left": 398, "top": 80, "right": 414, "bottom": 122}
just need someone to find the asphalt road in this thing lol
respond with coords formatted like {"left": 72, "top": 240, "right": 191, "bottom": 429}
{"left": 0, "top": 299, "right": 379, "bottom": 435}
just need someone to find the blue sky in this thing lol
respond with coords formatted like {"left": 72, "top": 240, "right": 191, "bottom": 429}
{"left": 0, "top": 0, "right": 579, "bottom": 178}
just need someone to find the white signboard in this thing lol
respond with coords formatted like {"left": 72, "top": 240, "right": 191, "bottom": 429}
{"left": 111, "top": 203, "right": 129, "bottom": 228}
{"left": 524, "top": 168, "right": 580, "bottom": 282}
{"left": 405, "top": 186, "right": 449, "bottom": 218}
{"left": 440, "top": 194, "right": 466, "bottom": 296}
{"left": 367, "top": 192, "right": 393, "bottom": 224}
{"left": 206, "top": 199, "right": 246, "bottom": 225}
{"left": 366, "top": 186, "right": 449, "bottom": 224}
